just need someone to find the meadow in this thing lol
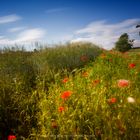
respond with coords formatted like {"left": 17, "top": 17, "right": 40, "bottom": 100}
{"left": 0, "top": 43, "right": 140, "bottom": 140}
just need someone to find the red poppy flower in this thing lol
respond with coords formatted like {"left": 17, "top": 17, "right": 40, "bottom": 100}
{"left": 58, "top": 106, "right": 65, "bottom": 112}
{"left": 62, "top": 78, "right": 69, "bottom": 83}
{"left": 61, "top": 91, "right": 72, "bottom": 99}
{"left": 108, "top": 98, "right": 117, "bottom": 104}
{"left": 118, "top": 79, "right": 129, "bottom": 88}
{"left": 8, "top": 135, "right": 16, "bottom": 140}
{"left": 92, "top": 79, "right": 100, "bottom": 86}
{"left": 80, "top": 55, "right": 88, "bottom": 62}
{"left": 94, "top": 79, "right": 100, "bottom": 84}
{"left": 82, "top": 72, "right": 88, "bottom": 77}
{"left": 129, "top": 63, "right": 136, "bottom": 68}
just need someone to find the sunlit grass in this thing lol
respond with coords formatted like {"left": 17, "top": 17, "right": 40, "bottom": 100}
{"left": 35, "top": 50, "right": 140, "bottom": 139}
{"left": 0, "top": 44, "right": 140, "bottom": 139}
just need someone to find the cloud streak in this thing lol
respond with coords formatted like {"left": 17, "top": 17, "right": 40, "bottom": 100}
{"left": 8, "top": 27, "right": 26, "bottom": 33}
{"left": 46, "top": 7, "right": 69, "bottom": 13}
{"left": 15, "top": 28, "right": 46, "bottom": 42}
{"left": 72, "top": 19, "right": 140, "bottom": 49}
{"left": 0, "top": 28, "right": 46, "bottom": 46}
{"left": 0, "top": 14, "right": 21, "bottom": 24}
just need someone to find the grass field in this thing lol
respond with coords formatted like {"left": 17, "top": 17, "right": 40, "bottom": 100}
{"left": 129, "top": 48, "right": 140, "bottom": 52}
{"left": 0, "top": 44, "right": 140, "bottom": 139}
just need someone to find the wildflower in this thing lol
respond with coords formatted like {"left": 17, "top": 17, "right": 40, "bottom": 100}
{"left": 94, "top": 79, "right": 100, "bottom": 84}
{"left": 80, "top": 55, "right": 88, "bottom": 62}
{"left": 61, "top": 91, "right": 72, "bottom": 99}
{"left": 62, "top": 78, "right": 69, "bottom": 83}
{"left": 100, "top": 53, "right": 106, "bottom": 58}
{"left": 129, "top": 63, "right": 136, "bottom": 69}
{"left": 82, "top": 72, "right": 88, "bottom": 77}
{"left": 58, "top": 106, "right": 65, "bottom": 112}
{"left": 92, "top": 79, "right": 100, "bottom": 86}
{"left": 108, "top": 98, "right": 117, "bottom": 104}
{"left": 117, "top": 79, "right": 129, "bottom": 88}
{"left": 127, "top": 97, "right": 135, "bottom": 103}
{"left": 8, "top": 135, "right": 16, "bottom": 140}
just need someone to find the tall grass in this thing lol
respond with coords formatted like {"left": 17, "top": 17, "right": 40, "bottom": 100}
{"left": 0, "top": 42, "right": 102, "bottom": 139}
{"left": 0, "top": 43, "right": 140, "bottom": 139}
{"left": 32, "top": 43, "right": 102, "bottom": 73}
{"left": 30, "top": 51, "right": 140, "bottom": 140}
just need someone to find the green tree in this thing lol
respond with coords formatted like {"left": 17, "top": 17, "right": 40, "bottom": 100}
{"left": 115, "top": 33, "right": 132, "bottom": 52}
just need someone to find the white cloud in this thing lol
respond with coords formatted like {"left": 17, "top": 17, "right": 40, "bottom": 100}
{"left": 8, "top": 27, "right": 26, "bottom": 32}
{"left": 0, "top": 14, "right": 21, "bottom": 24}
{"left": 72, "top": 19, "right": 140, "bottom": 49}
{"left": 15, "top": 28, "right": 45, "bottom": 42}
{"left": 46, "top": 7, "right": 68, "bottom": 13}
{"left": 133, "top": 40, "right": 140, "bottom": 47}
{"left": 0, "top": 28, "right": 46, "bottom": 46}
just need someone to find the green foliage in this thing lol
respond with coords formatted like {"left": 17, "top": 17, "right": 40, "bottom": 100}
{"left": 115, "top": 33, "right": 132, "bottom": 52}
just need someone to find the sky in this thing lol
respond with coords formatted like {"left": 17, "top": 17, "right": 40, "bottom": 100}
{"left": 0, "top": 0, "right": 140, "bottom": 50}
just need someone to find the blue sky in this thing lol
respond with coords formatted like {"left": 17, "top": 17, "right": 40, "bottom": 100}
{"left": 0, "top": 0, "right": 140, "bottom": 50}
